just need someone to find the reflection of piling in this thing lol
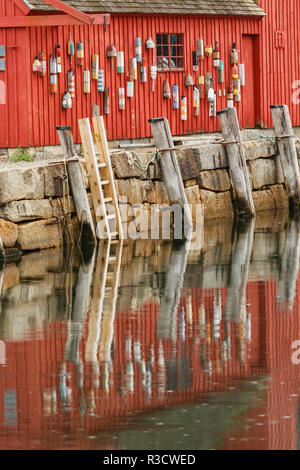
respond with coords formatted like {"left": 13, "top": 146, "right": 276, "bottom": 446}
{"left": 157, "top": 240, "right": 190, "bottom": 340}
{"left": 225, "top": 217, "right": 254, "bottom": 322}
{"left": 277, "top": 215, "right": 300, "bottom": 311}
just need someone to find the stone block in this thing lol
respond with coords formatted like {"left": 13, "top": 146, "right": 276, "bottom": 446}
{"left": 198, "top": 169, "right": 231, "bottom": 192}
{"left": 0, "top": 167, "right": 44, "bottom": 204}
{"left": 17, "top": 218, "right": 63, "bottom": 251}
{"left": 252, "top": 189, "right": 276, "bottom": 211}
{"left": 198, "top": 189, "right": 234, "bottom": 220}
{"left": 44, "top": 163, "right": 68, "bottom": 197}
{"left": 269, "top": 184, "right": 289, "bottom": 209}
{"left": 248, "top": 157, "right": 284, "bottom": 189}
{"left": 0, "top": 199, "right": 53, "bottom": 222}
{"left": 0, "top": 219, "right": 18, "bottom": 248}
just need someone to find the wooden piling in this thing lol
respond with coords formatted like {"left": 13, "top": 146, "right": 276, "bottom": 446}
{"left": 270, "top": 105, "right": 300, "bottom": 209}
{"left": 148, "top": 117, "right": 193, "bottom": 234}
{"left": 56, "top": 126, "right": 96, "bottom": 247}
{"left": 217, "top": 107, "right": 255, "bottom": 217}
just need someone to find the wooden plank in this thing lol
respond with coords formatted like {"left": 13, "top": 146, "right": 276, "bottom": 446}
{"left": 148, "top": 117, "right": 193, "bottom": 235}
{"left": 56, "top": 126, "right": 96, "bottom": 246}
{"left": 0, "top": 14, "right": 109, "bottom": 27}
{"left": 78, "top": 118, "right": 111, "bottom": 240}
{"left": 92, "top": 116, "right": 124, "bottom": 239}
{"left": 217, "top": 107, "right": 255, "bottom": 217}
{"left": 270, "top": 105, "right": 300, "bottom": 209}
{"left": 38, "top": 0, "right": 93, "bottom": 25}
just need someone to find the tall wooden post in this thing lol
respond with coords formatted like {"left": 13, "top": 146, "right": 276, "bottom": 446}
{"left": 149, "top": 117, "right": 193, "bottom": 234}
{"left": 270, "top": 105, "right": 300, "bottom": 209}
{"left": 56, "top": 126, "right": 96, "bottom": 246}
{"left": 217, "top": 107, "right": 255, "bottom": 217}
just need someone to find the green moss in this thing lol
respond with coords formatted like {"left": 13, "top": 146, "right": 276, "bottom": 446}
{"left": 9, "top": 148, "right": 34, "bottom": 163}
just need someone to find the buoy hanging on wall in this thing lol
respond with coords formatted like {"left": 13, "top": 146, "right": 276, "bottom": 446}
{"left": 233, "top": 78, "right": 241, "bottom": 102}
{"left": 227, "top": 86, "right": 234, "bottom": 108}
{"left": 193, "top": 86, "right": 200, "bottom": 116}
{"left": 150, "top": 65, "right": 157, "bottom": 92}
{"left": 230, "top": 43, "right": 239, "bottom": 65}
{"left": 239, "top": 64, "right": 245, "bottom": 86}
{"left": 131, "top": 58, "right": 138, "bottom": 80}
{"left": 145, "top": 37, "right": 155, "bottom": 65}
{"left": 62, "top": 91, "right": 72, "bottom": 109}
{"left": 209, "top": 92, "right": 216, "bottom": 117}
{"left": 208, "top": 82, "right": 215, "bottom": 102}
{"left": 213, "top": 41, "right": 220, "bottom": 68}
{"left": 67, "top": 69, "right": 75, "bottom": 98}
{"left": 55, "top": 45, "right": 61, "bottom": 73}
{"left": 118, "top": 87, "right": 125, "bottom": 110}
{"left": 104, "top": 87, "right": 109, "bottom": 114}
{"left": 39, "top": 52, "right": 46, "bottom": 76}
{"left": 218, "top": 60, "right": 224, "bottom": 83}
{"left": 205, "top": 72, "right": 212, "bottom": 96}
{"left": 232, "top": 64, "right": 239, "bottom": 80}
{"left": 127, "top": 79, "right": 134, "bottom": 97}
{"left": 50, "top": 74, "right": 57, "bottom": 94}
{"left": 98, "top": 70, "right": 104, "bottom": 92}
{"left": 135, "top": 38, "right": 142, "bottom": 63}
{"left": 181, "top": 96, "right": 187, "bottom": 121}
{"left": 83, "top": 68, "right": 90, "bottom": 93}
{"left": 140, "top": 58, "right": 147, "bottom": 83}
{"left": 198, "top": 75, "right": 204, "bottom": 99}
{"left": 91, "top": 54, "right": 99, "bottom": 80}
{"left": 163, "top": 79, "right": 171, "bottom": 99}
{"left": 117, "top": 52, "right": 125, "bottom": 74}
{"left": 33, "top": 56, "right": 41, "bottom": 73}
{"left": 205, "top": 44, "right": 213, "bottom": 57}
{"left": 107, "top": 44, "right": 117, "bottom": 70}
{"left": 184, "top": 73, "right": 194, "bottom": 87}
{"left": 49, "top": 54, "right": 57, "bottom": 75}
{"left": 76, "top": 41, "right": 84, "bottom": 67}
{"left": 67, "top": 33, "right": 74, "bottom": 65}
{"left": 197, "top": 39, "right": 204, "bottom": 61}
{"left": 192, "top": 51, "right": 198, "bottom": 72}
{"left": 172, "top": 84, "right": 179, "bottom": 109}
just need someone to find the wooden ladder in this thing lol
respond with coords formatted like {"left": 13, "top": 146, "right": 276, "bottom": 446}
{"left": 85, "top": 240, "right": 123, "bottom": 385}
{"left": 78, "top": 116, "right": 123, "bottom": 241}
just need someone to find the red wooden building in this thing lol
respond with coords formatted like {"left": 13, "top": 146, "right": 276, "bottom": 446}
{"left": 0, "top": 0, "right": 299, "bottom": 147}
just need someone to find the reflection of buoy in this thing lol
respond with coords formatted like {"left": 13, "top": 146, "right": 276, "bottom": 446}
{"left": 163, "top": 79, "right": 171, "bottom": 99}
{"left": 181, "top": 96, "right": 187, "bottom": 120}
{"left": 172, "top": 84, "right": 179, "bottom": 109}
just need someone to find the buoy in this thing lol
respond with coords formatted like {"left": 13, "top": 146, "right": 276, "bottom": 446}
{"left": 213, "top": 41, "right": 220, "bottom": 68}
{"left": 104, "top": 87, "right": 109, "bottom": 114}
{"left": 140, "top": 58, "right": 147, "bottom": 83}
{"left": 230, "top": 42, "right": 239, "bottom": 65}
{"left": 193, "top": 86, "right": 200, "bottom": 116}
{"left": 50, "top": 74, "right": 57, "bottom": 94}
{"left": 197, "top": 39, "right": 204, "bottom": 60}
{"left": 55, "top": 45, "right": 61, "bottom": 73}
{"left": 205, "top": 44, "right": 213, "bottom": 57}
{"left": 208, "top": 86, "right": 215, "bottom": 102}
{"left": 145, "top": 37, "right": 155, "bottom": 64}
{"left": 193, "top": 50, "right": 198, "bottom": 72}
{"left": 67, "top": 33, "right": 74, "bottom": 65}
{"left": 172, "top": 84, "right": 179, "bottom": 109}
{"left": 198, "top": 75, "right": 204, "bottom": 99}
{"left": 117, "top": 51, "right": 124, "bottom": 74}
{"left": 181, "top": 96, "right": 187, "bottom": 121}
{"left": 91, "top": 54, "right": 99, "bottom": 80}
{"left": 97, "top": 70, "right": 104, "bottom": 92}
{"left": 32, "top": 56, "right": 41, "bottom": 73}
{"left": 163, "top": 79, "right": 171, "bottom": 99}
{"left": 209, "top": 92, "right": 216, "bottom": 117}
{"left": 130, "top": 58, "right": 137, "bottom": 80}
{"left": 39, "top": 52, "right": 46, "bottom": 77}
{"left": 76, "top": 41, "right": 84, "bottom": 67}
{"left": 49, "top": 54, "right": 57, "bottom": 75}
{"left": 233, "top": 78, "right": 241, "bottom": 101}
{"left": 239, "top": 64, "right": 245, "bottom": 86}
{"left": 218, "top": 60, "right": 224, "bottom": 83}
{"left": 232, "top": 64, "right": 239, "bottom": 79}
{"left": 67, "top": 69, "right": 75, "bottom": 98}
{"left": 62, "top": 91, "right": 72, "bottom": 109}
{"left": 127, "top": 79, "right": 134, "bottom": 97}
{"left": 184, "top": 73, "right": 194, "bottom": 87}
{"left": 135, "top": 38, "right": 142, "bottom": 63}
{"left": 118, "top": 87, "right": 125, "bottom": 110}
{"left": 227, "top": 86, "right": 234, "bottom": 108}
{"left": 150, "top": 65, "right": 157, "bottom": 92}
{"left": 83, "top": 68, "right": 90, "bottom": 93}
{"left": 107, "top": 44, "right": 117, "bottom": 70}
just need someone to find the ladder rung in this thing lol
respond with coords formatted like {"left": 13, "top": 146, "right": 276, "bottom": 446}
{"left": 107, "top": 214, "right": 116, "bottom": 220}
{"left": 98, "top": 162, "right": 107, "bottom": 168}
{"left": 109, "top": 231, "right": 118, "bottom": 238}
{"left": 100, "top": 180, "right": 110, "bottom": 185}
{"left": 104, "top": 197, "right": 113, "bottom": 203}
{"left": 108, "top": 256, "right": 117, "bottom": 263}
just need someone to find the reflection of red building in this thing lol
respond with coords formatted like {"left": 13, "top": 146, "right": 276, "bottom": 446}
{"left": 0, "top": 280, "right": 268, "bottom": 450}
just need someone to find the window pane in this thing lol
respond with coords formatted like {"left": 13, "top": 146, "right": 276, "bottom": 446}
{"left": 170, "top": 34, "right": 176, "bottom": 45}
{"left": 156, "top": 34, "right": 162, "bottom": 45}
{"left": 157, "top": 45, "right": 162, "bottom": 57}
{"left": 162, "top": 34, "right": 168, "bottom": 45}
{"left": 171, "top": 57, "right": 177, "bottom": 68}
{"left": 157, "top": 57, "right": 163, "bottom": 68}
{"left": 177, "top": 34, "right": 183, "bottom": 45}
{"left": 177, "top": 57, "right": 183, "bottom": 68}
{"left": 163, "top": 45, "right": 168, "bottom": 57}
{"left": 177, "top": 46, "right": 183, "bottom": 57}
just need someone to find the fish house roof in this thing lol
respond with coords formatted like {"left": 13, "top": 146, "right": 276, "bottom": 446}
{"left": 25, "top": 0, "right": 266, "bottom": 17}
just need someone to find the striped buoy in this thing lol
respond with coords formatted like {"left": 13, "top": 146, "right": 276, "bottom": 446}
{"left": 117, "top": 51, "right": 124, "bottom": 74}
{"left": 83, "top": 68, "right": 90, "bottom": 93}
{"left": 49, "top": 54, "right": 57, "bottom": 74}
{"left": 50, "top": 74, "right": 57, "bottom": 94}
{"left": 67, "top": 33, "right": 74, "bottom": 65}
{"left": 218, "top": 60, "right": 224, "bottom": 83}
{"left": 55, "top": 45, "right": 61, "bottom": 73}
{"left": 135, "top": 37, "right": 142, "bottom": 63}
{"left": 181, "top": 96, "right": 187, "bottom": 121}
{"left": 91, "top": 54, "right": 99, "bottom": 80}
{"left": 140, "top": 58, "right": 147, "bottom": 83}
{"left": 39, "top": 52, "right": 46, "bottom": 77}
{"left": 213, "top": 41, "right": 220, "bottom": 68}
{"left": 67, "top": 69, "right": 75, "bottom": 98}
{"left": 118, "top": 87, "right": 125, "bottom": 110}
{"left": 76, "top": 41, "right": 84, "bottom": 67}
{"left": 227, "top": 86, "right": 234, "bottom": 108}
{"left": 150, "top": 65, "right": 157, "bottom": 92}
{"left": 172, "top": 84, "right": 179, "bottom": 109}
{"left": 193, "top": 50, "right": 198, "bottom": 72}
{"left": 97, "top": 70, "right": 104, "bottom": 92}
{"left": 197, "top": 39, "right": 204, "bottom": 60}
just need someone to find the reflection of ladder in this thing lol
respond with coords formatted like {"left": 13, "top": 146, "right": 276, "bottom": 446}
{"left": 85, "top": 240, "right": 123, "bottom": 369}
{"left": 78, "top": 116, "right": 123, "bottom": 241}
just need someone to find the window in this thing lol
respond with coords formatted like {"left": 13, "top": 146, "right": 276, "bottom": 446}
{"left": 156, "top": 34, "right": 183, "bottom": 70}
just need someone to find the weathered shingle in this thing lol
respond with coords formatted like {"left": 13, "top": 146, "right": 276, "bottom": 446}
{"left": 25, "top": 0, "right": 266, "bottom": 17}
